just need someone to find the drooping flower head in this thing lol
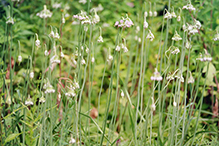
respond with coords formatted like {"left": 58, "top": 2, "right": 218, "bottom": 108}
{"left": 114, "top": 14, "right": 134, "bottom": 29}
{"left": 36, "top": 5, "right": 52, "bottom": 18}
{"left": 151, "top": 68, "right": 163, "bottom": 81}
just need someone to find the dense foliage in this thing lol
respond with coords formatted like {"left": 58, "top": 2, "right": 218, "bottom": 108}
{"left": 1, "top": 0, "right": 219, "bottom": 145}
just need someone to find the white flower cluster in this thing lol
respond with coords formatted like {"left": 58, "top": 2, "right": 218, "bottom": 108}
{"left": 90, "top": 4, "right": 104, "bottom": 12}
{"left": 196, "top": 50, "right": 212, "bottom": 62}
{"left": 213, "top": 33, "right": 219, "bottom": 41}
{"left": 166, "top": 69, "right": 184, "bottom": 83}
{"left": 166, "top": 46, "right": 180, "bottom": 56}
{"left": 50, "top": 54, "right": 60, "bottom": 64}
{"left": 36, "top": 5, "right": 52, "bottom": 18}
{"left": 43, "top": 79, "right": 55, "bottom": 94}
{"left": 52, "top": 2, "right": 62, "bottom": 9}
{"left": 79, "top": 0, "right": 87, "bottom": 4}
{"left": 65, "top": 81, "right": 80, "bottom": 97}
{"left": 114, "top": 14, "right": 134, "bottom": 29}
{"left": 146, "top": 30, "right": 155, "bottom": 41}
{"left": 144, "top": 11, "right": 157, "bottom": 17}
{"left": 115, "top": 43, "right": 128, "bottom": 53}
{"left": 151, "top": 68, "right": 163, "bottom": 81}
{"left": 164, "top": 10, "right": 176, "bottom": 19}
{"left": 182, "top": 3, "right": 196, "bottom": 11}
{"left": 172, "top": 31, "right": 182, "bottom": 41}
{"left": 188, "top": 71, "right": 194, "bottom": 84}
{"left": 73, "top": 10, "right": 100, "bottom": 25}
{"left": 183, "top": 23, "right": 198, "bottom": 35}
{"left": 6, "top": 16, "right": 14, "bottom": 24}
{"left": 25, "top": 95, "right": 33, "bottom": 106}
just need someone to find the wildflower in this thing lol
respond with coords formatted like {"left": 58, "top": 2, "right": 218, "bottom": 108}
{"left": 50, "top": 54, "right": 60, "bottom": 64}
{"left": 44, "top": 50, "right": 49, "bottom": 56}
{"left": 65, "top": 84, "right": 76, "bottom": 97}
{"left": 86, "top": 47, "right": 89, "bottom": 53}
{"left": 65, "top": 13, "right": 70, "bottom": 17}
{"left": 171, "top": 11, "right": 177, "bottom": 18}
{"left": 25, "top": 95, "right": 33, "bottom": 106}
{"left": 188, "top": 27, "right": 198, "bottom": 35}
{"left": 166, "top": 74, "right": 174, "bottom": 81}
{"left": 146, "top": 30, "right": 155, "bottom": 41}
{"left": 194, "top": 19, "right": 201, "bottom": 29}
{"left": 172, "top": 31, "right": 182, "bottom": 41}
{"left": 97, "top": 35, "right": 103, "bottom": 43}
{"left": 203, "top": 50, "right": 212, "bottom": 61}
{"left": 143, "top": 20, "right": 148, "bottom": 29}
{"left": 121, "top": 90, "right": 124, "bottom": 97}
{"left": 58, "top": 93, "right": 61, "bottom": 100}
{"left": 36, "top": 5, "right": 52, "bottom": 18}
{"left": 121, "top": 44, "right": 127, "bottom": 52}
{"left": 114, "top": 14, "right": 134, "bottom": 28}
{"left": 44, "top": 79, "right": 55, "bottom": 94}
{"left": 91, "top": 57, "right": 95, "bottom": 63}
{"left": 72, "top": 58, "right": 77, "bottom": 66}
{"left": 81, "top": 58, "right": 86, "bottom": 65}
{"left": 73, "top": 10, "right": 88, "bottom": 22}
{"left": 18, "top": 55, "right": 22, "bottom": 63}
{"left": 115, "top": 45, "right": 121, "bottom": 51}
{"left": 182, "top": 3, "right": 196, "bottom": 11}
{"left": 151, "top": 103, "right": 156, "bottom": 111}
{"left": 6, "top": 16, "right": 14, "bottom": 24}
{"left": 74, "top": 81, "right": 80, "bottom": 89}
{"left": 122, "top": 45, "right": 128, "bottom": 53}
{"left": 175, "top": 73, "right": 184, "bottom": 83}
{"left": 52, "top": 2, "right": 62, "bottom": 9}
{"left": 164, "top": 10, "right": 172, "bottom": 19}
{"left": 92, "top": 10, "right": 100, "bottom": 24}
{"left": 185, "top": 40, "right": 192, "bottom": 49}
{"left": 61, "top": 52, "right": 64, "bottom": 58}
{"left": 149, "top": 11, "right": 153, "bottom": 17}
{"left": 49, "top": 28, "right": 54, "bottom": 38}
{"left": 92, "top": 4, "right": 104, "bottom": 12}
{"left": 62, "top": 14, "right": 65, "bottom": 24}
{"left": 188, "top": 71, "right": 194, "bottom": 84}
{"left": 69, "top": 136, "right": 76, "bottom": 144}
{"left": 213, "top": 33, "right": 219, "bottom": 41}
{"left": 136, "top": 26, "right": 140, "bottom": 33}
{"left": 6, "top": 95, "right": 11, "bottom": 105}
{"left": 79, "top": 0, "right": 87, "bottom": 4}
{"left": 151, "top": 68, "right": 163, "bottom": 81}
{"left": 196, "top": 50, "right": 212, "bottom": 62}
{"left": 144, "top": 11, "right": 148, "bottom": 17}
{"left": 35, "top": 34, "right": 40, "bottom": 48}
{"left": 54, "top": 29, "right": 60, "bottom": 39}
{"left": 30, "top": 71, "right": 34, "bottom": 79}
{"left": 173, "top": 101, "right": 177, "bottom": 107}
{"left": 171, "top": 47, "right": 180, "bottom": 55}
{"left": 177, "top": 15, "right": 181, "bottom": 22}
{"left": 196, "top": 54, "right": 204, "bottom": 62}
{"left": 107, "top": 54, "right": 113, "bottom": 62}
{"left": 39, "top": 95, "right": 46, "bottom": 103}
{"left": 154, "top": 11, "right": 157, "bottom": 17}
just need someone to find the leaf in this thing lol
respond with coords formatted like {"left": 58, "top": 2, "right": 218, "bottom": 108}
{"left": 202, "top": 62, "right": 216, "bottom": 86}
{"left": 4, "top": 133, "right": 21, "bottom": 144}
